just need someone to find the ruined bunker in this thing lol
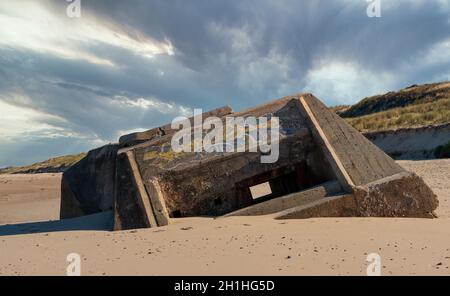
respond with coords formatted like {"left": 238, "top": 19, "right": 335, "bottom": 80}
{"left": 60, "top": 94, "right": 438, "bottom": 230}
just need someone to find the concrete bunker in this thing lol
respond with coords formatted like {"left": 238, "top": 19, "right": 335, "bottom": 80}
{"left": 60, "top": 93, "right": 439, "bottom": 230}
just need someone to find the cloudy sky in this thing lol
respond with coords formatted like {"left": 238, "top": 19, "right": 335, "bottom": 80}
{"left": 0, "top": 0, "right": 449, "bottom": 167}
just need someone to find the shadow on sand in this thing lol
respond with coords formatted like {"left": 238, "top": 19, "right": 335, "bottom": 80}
{"left": 0, "top": 211, "right": 114, "bottom": 236}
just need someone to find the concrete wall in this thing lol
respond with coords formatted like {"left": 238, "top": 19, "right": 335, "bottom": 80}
{"left": 60, "top": 144, "right": 118, "bottom": 219}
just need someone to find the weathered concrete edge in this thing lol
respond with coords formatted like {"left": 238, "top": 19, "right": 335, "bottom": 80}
{"left": 125, "top": 151, "right": 158, "bottom": 228}
{"left": 118, "top": 106, "right": 233, "bottom": 147}
{"left": 295, "top": 95, "right": 354, "bottom": 192}
{"left": 146, "top": 178, "right": 171, "bottom": 226}
{"left": 272, "top": 171, "right": 439, "bottom": 220}
{"left": 272, "top": 194, "right": 356, "bottom": 220}
{"left": 353, "top": 171, "right": 439, "bottom": 218}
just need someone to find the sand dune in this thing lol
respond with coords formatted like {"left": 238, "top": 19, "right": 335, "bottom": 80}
{"left": 0, "top": 160, "right": 449, "bottom": 275}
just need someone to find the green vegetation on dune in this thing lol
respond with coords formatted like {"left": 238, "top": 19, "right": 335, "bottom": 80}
{"left": 328, "top": 81, "right": 450, "bottom": 132}
{"left": 345, "top": 98, "right": 450, "bottom": 132}
{"left": 340, "top": 82, "right": 450, "bottom": 118}
{"left": 0, "top": 153, "right": 86, "bottom": 174}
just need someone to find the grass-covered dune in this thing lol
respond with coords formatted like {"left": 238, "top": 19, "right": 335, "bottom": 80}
{"left": 0, "top": 153, "right": 86, "bottom": 174}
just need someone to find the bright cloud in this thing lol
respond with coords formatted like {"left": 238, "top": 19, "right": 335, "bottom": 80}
{"left": 0, "top": 97, "right": 70, "bottom": 140}
{"left": 304, "top": 61, "right": 396, "bottom": 105}
{"left": 111, "top": 96, "right": 191, "bottom": 116}
{"left": 0, "top": 0, "right": 449, "bottom": 167}
{"left": 0, "top": 1, "right": 173, "bottom": 66}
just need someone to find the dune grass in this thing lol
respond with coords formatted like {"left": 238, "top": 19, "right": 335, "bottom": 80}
{"left": 340, "top": 82, "right": 450, "bottom": 118}
{"left": 0, "top": 153, "right": 86, "bottom": 174}
{"left": 345, "top": 98, "right": 450, "bottom": 132}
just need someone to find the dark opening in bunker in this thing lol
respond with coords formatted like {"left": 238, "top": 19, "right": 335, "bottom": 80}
{"left": 172, "top": 210, "right": 182, "bottom": 218}
{"left": 214, "top": 197, "right": 223, "bottom": 206}
{"left": 235, "top": 161, "right": 328, "bottom": 207}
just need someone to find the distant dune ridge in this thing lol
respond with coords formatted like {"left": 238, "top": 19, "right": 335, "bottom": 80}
{"left": 334, "top": 81, "right": 450, "bottom": 132}
{"left": 0, "top": 153, "right": 86, "bottom": 175}
{"left": 335, "top": 81, "right": 450, "bottom": 159}
{"left": 339, "top": 81, "right": 450, "bottom": 120}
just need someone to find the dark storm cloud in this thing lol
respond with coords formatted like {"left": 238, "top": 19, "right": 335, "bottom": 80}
{"left": 0, "top": 0, "right": 449, "bottom": 166}
{"left": 82, "top": 0, "right": 450, "bottom": 77}
{"left": 0, "top": 48, "right": 191, "bottom": 140}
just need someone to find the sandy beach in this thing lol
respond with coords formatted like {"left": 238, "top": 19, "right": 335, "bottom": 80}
{"left": 0, "top": 173, "right": 61, "bottom": 225}
{"left": 0, "top": 159, "right": 449, "bottom": 275}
